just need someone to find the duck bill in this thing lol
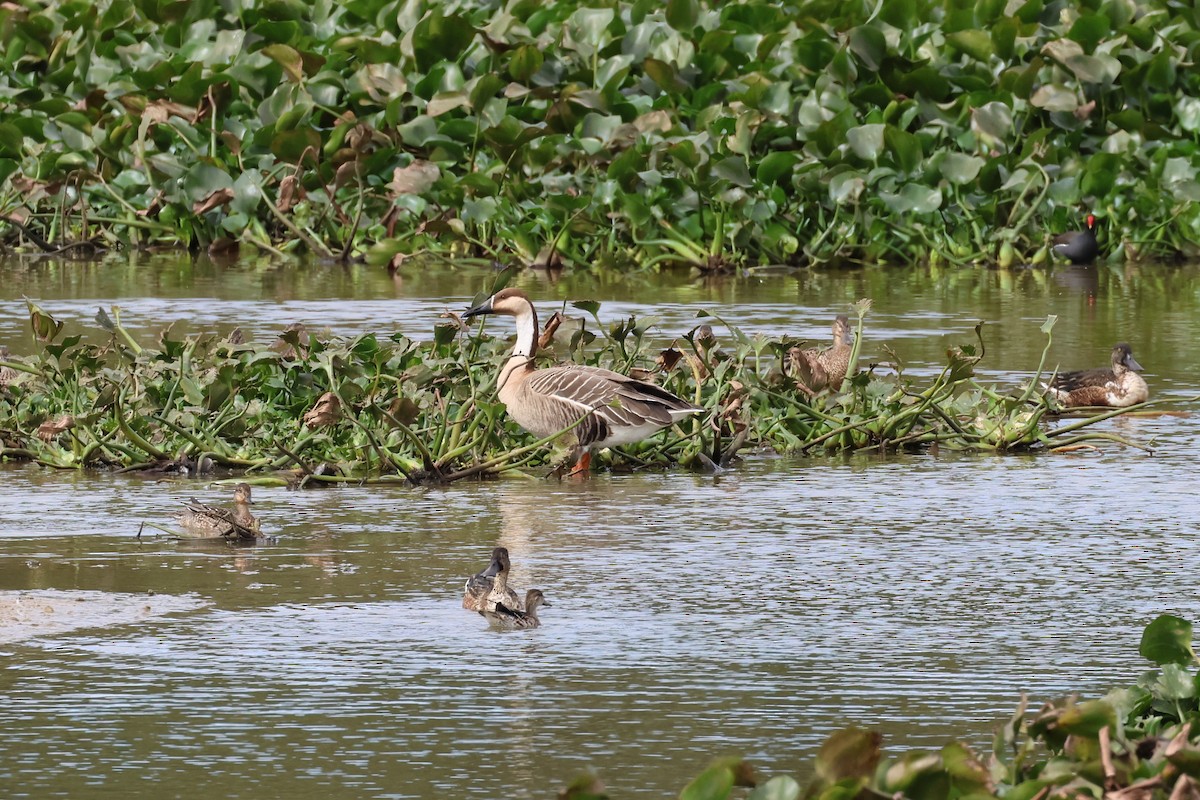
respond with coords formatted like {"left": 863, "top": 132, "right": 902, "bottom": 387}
{"left": 477, "top": 557, "right": 503, "bottom": 578}
{"left": 463, "top": 297, "right": 494, "bottom": 319}
{"left": 1125, "top": 354, "right": 1144, "bottom": 372}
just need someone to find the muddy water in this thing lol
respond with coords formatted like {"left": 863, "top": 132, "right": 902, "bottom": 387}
{"left": 1, "top": 255, "right": 1199, "bottom": 798}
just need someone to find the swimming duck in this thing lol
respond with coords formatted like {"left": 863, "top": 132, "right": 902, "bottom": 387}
{"left": 173, "top": 483, "right": 262, "bottom": 540}
{"left": 787, "top": 314, "right": 854, "bottom": 394}
{"left": 1046, "top": 343, "right": 1148, "bottom": 408}
{"left": 462, "top": 288, "right": 703, "bottom": 471}
{"left": 461, "top": 547, "right": 523, "bottom": 612}
{"left": 1052, "top": 214, "right": 1099, "bottom": 264}
{"left": 482, "top": 589, "right": 550, "bottom": 629}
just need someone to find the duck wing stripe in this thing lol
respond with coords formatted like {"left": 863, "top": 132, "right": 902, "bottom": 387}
{"left": 1051, "top": 368, "right": 1115, "bottom": 392}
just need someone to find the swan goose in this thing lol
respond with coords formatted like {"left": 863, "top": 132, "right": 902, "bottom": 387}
{"left": 463, "top": 288, "right": 703, "bottom": 471}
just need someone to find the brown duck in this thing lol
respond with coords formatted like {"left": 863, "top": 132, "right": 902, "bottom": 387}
{"left": 482, "top": 589, "right": 550, "bottom": 629}
{"left": 462, "top": 547, "right": 522, "bottom": 612}
{"left": 1046, "top": 343, "right": 1148, "bottom": 408}
{"left": 173, "top": 483, "right": 261, "bottom": 541}
{"left": 787, "top": 314, "right": 854, "bottom": 394}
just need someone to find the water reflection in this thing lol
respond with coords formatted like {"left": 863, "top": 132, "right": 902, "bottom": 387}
{"left": 1052, "top": 264, "right": 1100, "bottom": 298}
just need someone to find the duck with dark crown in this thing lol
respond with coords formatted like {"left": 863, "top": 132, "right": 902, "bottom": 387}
{"left": 482, "top": 589, "right": 550, "bottom": 629}
{"left": 1045, "top": 343, "right": 1148, "bottom": 408}
{"left": 462, "top": 547, "right": 522, "bottom": 612}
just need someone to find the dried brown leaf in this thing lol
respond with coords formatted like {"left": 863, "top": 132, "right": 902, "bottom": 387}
{"left": 135, "top": 191, "right": 164, "bottom": 218}
{"left": 538, "top": 312, "right": 564, "bottom": 350}
{"left": 1169, "top": 774, "right": 1200, "bottom": 800}
{"left": 633, "top": 109, "right": 674, "bottom": 133}
{"left": 1108, "top": 778, "right": 1164, "bottom": 800}
{"left": 1166, "top": 724, "right": 1193, "bottom": 758}
{"left": 387, "top": 397, "right": 420, "bottom": 426}
{"left": 277, "top": 174, "right": 302, "bottom": 212}
{"left": 37, "top": 414, "right": 75, "bottom": 442}
{"left": 388, "top": 161, "right": 441, "bottom": 196}
{"left": 193, "top": 188, "right": 234, "bottom": 215}
{"left": 345, "top": 123, "right": 373, "bottom": 152}
{"left": 333, "top": 161, "right": 358, "bottom": 191}
{"left": 657, "top": 347, "right": 684, "bottom": 372}
{"left": 303, "top": 392, "right": 342, "bottom": 428}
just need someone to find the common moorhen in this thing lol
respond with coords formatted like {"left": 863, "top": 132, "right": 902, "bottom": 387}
{"left": 1052, "top": 214, "right": 1099, "bottom": 264}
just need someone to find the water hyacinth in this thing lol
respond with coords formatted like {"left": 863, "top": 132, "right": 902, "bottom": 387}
{"left": 1, "top": 1, "right": 1200, "bottom": 265}
{"left": 0, "top": 299, "right": 1156, "bottom": 482}
{"left": 581, "top": 614, "right": 1200, "bottom": 800}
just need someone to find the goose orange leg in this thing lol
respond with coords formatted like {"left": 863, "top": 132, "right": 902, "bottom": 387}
{"left": 569, "top": 451, "right": 592, "bottom": 475}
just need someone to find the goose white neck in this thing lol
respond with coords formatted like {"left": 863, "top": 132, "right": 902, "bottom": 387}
{"left": 509, "top": 301, "right": 539, "bottom": 361}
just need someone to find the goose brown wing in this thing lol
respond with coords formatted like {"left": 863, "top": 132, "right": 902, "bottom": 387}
{"left": 1050, "top": 367, "right": 1115, "bottom": 393}
{"left": 524, "top": 366, "right": 687, "bottom": 445}
{"left": 566, "top": 366, "right": 698, "bottom": 412}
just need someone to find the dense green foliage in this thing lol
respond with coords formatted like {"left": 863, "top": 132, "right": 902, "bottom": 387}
{"left": 0, "top": 294, "right": 1149, "bottom": 479}
{"left": 560, "top": 615, "right": 1200, "bottom": 800}
{"left": 2, "top": 0, "right": 1199, "bottom": 265}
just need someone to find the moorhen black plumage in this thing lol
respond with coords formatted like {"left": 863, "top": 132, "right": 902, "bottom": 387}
{"left": 1052, "top": 214, "right": 1099, "bottom": 264}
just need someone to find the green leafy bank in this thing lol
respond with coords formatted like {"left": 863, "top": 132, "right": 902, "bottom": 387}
{"left": 0, "top": 296, "right": 1153, "bottom": 481}
{"left": 1, "top": 0, "right": 1199, "bottom": 266}
{"left": 564, "top": 615, "right": 1200, "bottom": 800}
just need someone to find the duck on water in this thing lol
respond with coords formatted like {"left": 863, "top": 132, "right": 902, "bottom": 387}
{"left": 1045, "top": 343, "right": 1148, "bottom": 409}
{"left": 462, "top": 547, "right": 522, "bottom": 612}
{"left": 483, "top": 589, "right": 550, "bottom": 629}
{"left": 172, "top": 483, "right": 262, "bottom": 541}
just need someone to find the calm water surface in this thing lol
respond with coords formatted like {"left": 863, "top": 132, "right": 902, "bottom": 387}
{"left": 1, "top": 255, "right": 1198, "bottom": 798}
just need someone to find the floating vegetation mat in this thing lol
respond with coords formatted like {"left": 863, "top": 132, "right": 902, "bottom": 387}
{"left": 0, "top": 298, "right": 1165, "bottom": 486}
